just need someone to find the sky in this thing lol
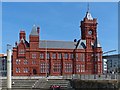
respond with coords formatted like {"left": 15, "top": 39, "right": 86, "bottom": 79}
{"left": 2, "top": 2, "right": 118, "bottom": 55}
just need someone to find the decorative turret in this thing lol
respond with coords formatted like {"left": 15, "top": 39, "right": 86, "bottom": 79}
{"left": 29, "top": 25, "right": 40, "bottom": 49}
{"left": 30, "top": 25, "right": 39, "bottom": 36}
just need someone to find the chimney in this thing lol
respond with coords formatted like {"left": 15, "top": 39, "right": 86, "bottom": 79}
{"left": 19, "top": 30, "right": 26, "bottom": 41}
{"left": 37, "top": 27, "right": 40, "bottom": 34}
{"left": 15, "top": 41, "right": 17, "bottom": 46}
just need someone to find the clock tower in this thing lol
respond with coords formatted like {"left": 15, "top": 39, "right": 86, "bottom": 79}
{"left": 80, "top": 6, "right": 102, "bottom": 74}
{"left": 80, "top": 8, "right": 97, "bottom": 49}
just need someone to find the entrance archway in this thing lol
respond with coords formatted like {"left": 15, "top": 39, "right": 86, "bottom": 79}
{"left": 33, "top": 69, "right": 37, "bottom": 75}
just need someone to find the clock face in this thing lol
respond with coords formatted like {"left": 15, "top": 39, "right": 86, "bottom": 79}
{"left": 88, "top": 30, "right": 92, "bottom": 35}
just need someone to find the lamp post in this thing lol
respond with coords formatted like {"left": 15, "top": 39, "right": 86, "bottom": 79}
{"left": 72, "top": 39, "right": 78, "bottom": 79}
{"left": 7, "top": 44, "right": 12, "bottom": 89}
{"left": 45, "top": 40, "right": 48, "bottom": 80}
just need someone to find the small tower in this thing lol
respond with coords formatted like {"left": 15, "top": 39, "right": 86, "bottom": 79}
{"left": 29, "top": 25, "right": 40, "bottom": 49}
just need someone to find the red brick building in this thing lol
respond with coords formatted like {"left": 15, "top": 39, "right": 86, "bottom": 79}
{"left": 13, "top": 10, "right": 102, "bottom": 76}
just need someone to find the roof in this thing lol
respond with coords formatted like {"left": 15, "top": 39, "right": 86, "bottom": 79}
{"left": 17, "top": 38, "right": 29, "bottom": 47}
{"left": 39, "top": 40, "right": 86, "bottom": 49}
{"left": 103, "top": 54, "right": 120, "bottom": 58}
{"left": 85, "top": 11, "right": 93, "bottom": 20}
{"left": 30, "top": 25, "right": 39, "bottom": 36}
{"left": 85, "top": 4, "right": 93, "bottom": 20}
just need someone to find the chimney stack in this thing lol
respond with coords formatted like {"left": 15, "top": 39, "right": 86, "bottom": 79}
{"left": 37, "top": 27, "right": 40, "bottom": 34}
{"left": 19, "top": 30, "right": 26, "bottom": 41}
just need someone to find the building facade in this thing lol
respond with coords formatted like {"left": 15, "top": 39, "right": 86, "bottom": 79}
{"left": 13, "top": 10, "right": 103, "bottom": 76}
{"left": 102, "top": 59, "right": 107, "bottom": 74}
{"left": 103, "top": 54, "right": 120, "bottom": 74}
{"left": 0, "top": 54, "right": 7, "bottom": 76}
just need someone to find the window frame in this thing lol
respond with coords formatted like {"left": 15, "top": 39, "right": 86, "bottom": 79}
{"left": 64, "top": 53, "right": 69, "bottom": 59}
{"left": 32, "top": 53, "right": 36, "bottom": 59}
{"left": 40, "top": 53, "right": 44, "bottom": 59}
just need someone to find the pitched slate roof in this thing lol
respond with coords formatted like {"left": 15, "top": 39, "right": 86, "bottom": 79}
{"left": 39, "top": 40, "right": 86, "bottom": 49}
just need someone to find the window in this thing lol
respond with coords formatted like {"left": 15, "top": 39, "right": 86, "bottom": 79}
{"left": 16, "top": 59, "right": 20, "bottom": 64}
{"left": 87, "top": 53, "right": 92, "bottom": 61}
{"left": 52, "top": 53, "right": 56, "bottom": 59}
{"left": 80, "top": 53, "right": 85, "bottom": 61}
{"left": 47, "top": 53, "right": 50, "bottom": 59}
{"left": 95, "top": 53, "right": 100, "bottom": 61}
{"left": 16, "top": 68, "right": 20, "bottom": 73}
{"left": 53, "top": 63, "right": 61, "bottom": 72}
{"left": 76, "top": 65, "right": 81, "bottom": 72}
{"left": 58, "top": 53, "right": 62, "bottom": 59}
{"left": 76, "top": 53, "right": 78, "bottom": 60}
{"left": 32, "top": 54, "right": 36, "bottom": 59}
{"left": 19, "top": 49, "right": 25, "bottom": 54}
{"left": 70, "top": 53, "right": 74, "bottom": 59}
{"left": 94, "top": 64, "right": 97, "bottom": 72}
{"left": 99, "top": 70, "right": 101, "bottom": 73}
{"left": 64, "top": 53, "right": 69, "bottom": 59}
{"left": 40, "top": 53, "right": 44, "bottom": 59}
{"left": 81, "top": 65, "right": 85, "bottom": 72}
{"left": 23, "top": 68, "right": 28, "bottom": 73}
{"left": 24, "top": 59, "right": 28, "bottom": 64}
{"left": 65, "top": 63, "right": 72, "bottom": 72}
{"left": 98, "top": 64, "right": 101, "bottom": 70}
{"left": 104, "top": 67, "right": 107, "bottom": 69}
{"left": 40, "top": 63, "right": 46, "bottom": 73}
{"left": 87, "top": 64, "right": 92, "bottom": 72}
{"left": 46, "top": 63, "right": 49, "bottom": 73}
{"left": 32, "top": 60, "right": 36, "bottom": 64}
{"left": 97, "top": 53, "right": 100, "bottom": 61}
{"left": 40, "top": 63, "right": 49, "bottom": 73}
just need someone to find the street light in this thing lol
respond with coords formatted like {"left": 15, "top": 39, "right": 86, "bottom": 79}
{"left": 72, "top": 39, "right": 78, "bottom": 79}
{"left": 45, "top": 40, "right": 47, "bottom": 77}
{"left": 45, "top": 40, "right": 49, "bottom": 81}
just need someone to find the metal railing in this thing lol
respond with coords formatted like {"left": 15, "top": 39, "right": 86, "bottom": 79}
{"left": 0, "top": 74, "right": 120, "bottom": 80}
{"left": 63, "top": 74, "right": 120, "bottom": 80}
